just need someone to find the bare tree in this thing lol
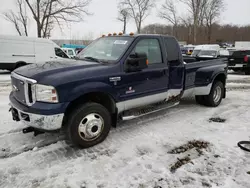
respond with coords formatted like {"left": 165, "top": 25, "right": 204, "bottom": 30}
{"left": 120, "top": 0, "right": 155, "bottom": 34}
{"left": 180, "top": 0, "right": 208, "bottom": 44}
{"left": 117, "top": 7, "right": 129, "bottom": 34}
{"left": 24, "top": 0, "right": 91, "bottom": 38}
{"left": 158, "top": 0, "right": 179, "bottom": 37}
{"left": 3, "top": 0, "right": 28, "bottom": 36}
{"left": 181, "top": 16, "right": 193, "bottom": 44}
{"left": 3, "top": 11, "right": 22, "bottom": 36}
{"left": 204, "top": 0, "right": 224, "bottom": 43}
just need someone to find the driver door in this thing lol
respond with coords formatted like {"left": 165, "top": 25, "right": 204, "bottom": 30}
{"left": 118, "top": 37, "right": 169, "bottom": 110}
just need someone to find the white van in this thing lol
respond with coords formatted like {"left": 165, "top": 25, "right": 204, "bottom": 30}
{"left": 0, "top": 35, "right": 70, "bottom": 71}
{"left": 62, "top": 47, "right": 77, "bottom": 58}
{"left": 235, "top": 41, "right": 250, "bottom": 49}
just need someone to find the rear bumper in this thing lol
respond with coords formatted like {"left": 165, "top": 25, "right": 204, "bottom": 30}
{"left": 228, "top": 61, "right": 250, "bottom": 70}
{"left": 9, "top": 93, "right": 67, "bottom": 131}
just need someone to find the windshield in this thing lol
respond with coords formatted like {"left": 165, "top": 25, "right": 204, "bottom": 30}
{"left": 55, "top": 47, "right": 69, "bottom": 58}
{"left": 191, "top": 50, "right": 201, "bottom": 56}
{"left": 77, "top": 37, "right": 133, "bottom": 62}
{"left": 198, "top": 50, "right": 217, "bottom": 57}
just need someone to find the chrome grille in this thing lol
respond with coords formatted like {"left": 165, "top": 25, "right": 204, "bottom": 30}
{"left": 11, "top": 72, "right": 37, "bottom": 106}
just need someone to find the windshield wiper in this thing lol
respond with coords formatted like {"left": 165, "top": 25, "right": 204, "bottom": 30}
{"left": 84, "top": 56, "right": 101, "bottom": 63}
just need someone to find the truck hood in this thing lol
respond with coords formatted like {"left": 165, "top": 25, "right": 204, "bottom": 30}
{"left": 14, "top": 60, "right": 103, "bottom": 83}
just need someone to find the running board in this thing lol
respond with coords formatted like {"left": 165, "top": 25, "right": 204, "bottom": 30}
{"left": 121, "top": 101, "right": 180, "bottom": 121}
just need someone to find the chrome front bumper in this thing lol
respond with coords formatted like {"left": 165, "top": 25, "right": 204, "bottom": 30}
{"left": 10, "top": 103, "right": 64, "bottom": 131}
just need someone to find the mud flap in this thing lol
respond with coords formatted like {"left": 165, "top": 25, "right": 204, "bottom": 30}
{"left": 223, "top": 86, "right": 226, "bottom": 98}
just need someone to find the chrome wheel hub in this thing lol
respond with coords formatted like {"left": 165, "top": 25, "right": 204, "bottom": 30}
{"left": 213, "top": 86, "right": 222, "bottom": 103}
{"left": 78, "top": 113, "right": 104, "bottom": 141}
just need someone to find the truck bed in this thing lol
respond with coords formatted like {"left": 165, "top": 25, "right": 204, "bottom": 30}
{"left": 184, "top": 58, "right": 228, "bottom": 90}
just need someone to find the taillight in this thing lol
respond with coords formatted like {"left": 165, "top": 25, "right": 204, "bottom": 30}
{"left": 244, "top": 55, "right": 248, "bottom": 62}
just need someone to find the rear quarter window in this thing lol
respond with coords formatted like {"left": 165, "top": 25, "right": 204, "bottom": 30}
{"left": 164, "top": 37, "right": 181, "bottom": 62}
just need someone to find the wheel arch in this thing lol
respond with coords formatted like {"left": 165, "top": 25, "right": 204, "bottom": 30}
{"left": 63, "top": 91, "right": 118, "bottom": 128}
{"left": 212, "top": 73, "right": 226, "bottom": 98}
{"left": 15, "top": 61, "right": 27, "bottom": 69}
{"left": 213, "top": 73, "right": 226, "bottom": 86}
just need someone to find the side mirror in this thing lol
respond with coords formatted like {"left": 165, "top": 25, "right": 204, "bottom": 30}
{"left": 124, "top": 52, "right": 148, "bottom": 72}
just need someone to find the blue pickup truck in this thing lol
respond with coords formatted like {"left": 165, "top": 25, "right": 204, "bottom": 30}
{"left": 9, "top": 34, "right": 228, "bottom": 148}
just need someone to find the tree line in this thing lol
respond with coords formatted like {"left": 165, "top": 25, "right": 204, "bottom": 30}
{"left": 141, "top": 23, "right": 250, "bottom": 44}
{"left": 117, "top": 0, "right": 226, "bottom": 44}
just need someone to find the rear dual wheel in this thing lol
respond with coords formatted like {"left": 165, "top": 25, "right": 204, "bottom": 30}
{"left": 196, "top": 81, "right": 224, "bottom": 107}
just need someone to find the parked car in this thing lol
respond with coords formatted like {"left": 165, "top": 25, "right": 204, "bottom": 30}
{"left": 9, "top": 34, "right": 228, "bottom": 148}
{"left": 62, "top": 47, "right": 77, "bottom": 58}
{"left": 0, "top": 35, "right": 70, "bottom": 71}
{"left": 191, "top": 44, "right": 230, "bottom": 60}
{"left": 228, "top": 49, "right": 250, "bottom": 75}
{"left": 181, "top": 45, "right": 195, "bottom": 56}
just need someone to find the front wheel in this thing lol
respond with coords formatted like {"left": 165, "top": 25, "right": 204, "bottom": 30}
{"left": 66, "top": 102, "right": 111, "bottom": 148}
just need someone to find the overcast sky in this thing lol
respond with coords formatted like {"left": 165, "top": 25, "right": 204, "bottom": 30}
{"left": 0, "top": 0, "right": 250, "bottom": 39}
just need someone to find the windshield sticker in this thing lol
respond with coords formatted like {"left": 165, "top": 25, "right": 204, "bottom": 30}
{"left": 114, "top": 40, "right": 128, "bottom": 45}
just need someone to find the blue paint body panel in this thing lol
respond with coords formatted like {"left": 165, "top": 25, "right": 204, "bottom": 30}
{"left": 11, "top": 34, "right": 228, "bottom": 116}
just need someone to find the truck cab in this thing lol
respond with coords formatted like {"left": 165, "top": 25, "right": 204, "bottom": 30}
{"left": 9, "top": 34, "right": 228, "bottom": 148}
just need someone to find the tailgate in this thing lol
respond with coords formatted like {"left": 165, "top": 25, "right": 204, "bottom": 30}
{"left": 228, "top": 50, "right": 250, "bottom": 65}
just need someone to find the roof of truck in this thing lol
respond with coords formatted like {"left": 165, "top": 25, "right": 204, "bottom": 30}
{"left": 102, "top": 33, "right": 173, "bottom": 38}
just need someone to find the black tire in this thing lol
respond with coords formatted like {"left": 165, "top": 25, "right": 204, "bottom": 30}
{"left": 245, "top": 70, "right": 250, "bottom": 75}
{"left": 195, "top": 96, "right": 206, "bottom": 105}
{"left": 15, "top": 62, "right": 26, "bottom": 70}
{"left": 203, "top": 81, "right": 224, "bottom": 107}
{"left": 66, "top": 102, "right": 111, "bottom": 148}
{"left": 232, "top": 68, "right": 239, "bottom": 72}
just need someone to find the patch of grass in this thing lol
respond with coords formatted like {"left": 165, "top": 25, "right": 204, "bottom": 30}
{"left": 170, "top": 156, "right": 192, "bottom": 172}
{"left": 168, "top": 140, "right": 210, "bottom": 154}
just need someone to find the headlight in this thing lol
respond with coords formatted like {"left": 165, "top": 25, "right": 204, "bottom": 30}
{"left": 32, "top": 84, "right": 58, "bottom": 103}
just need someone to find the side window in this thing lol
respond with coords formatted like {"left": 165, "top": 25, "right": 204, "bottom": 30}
{"left": 55, "top": 48, "right": 69, "bottom": 58}
{"left": 164, "top": 37, "right": 181, "bottom": 62}
{"left": 68, "top": 49, "right": 74, "bottom": 56}
{"left": 134, "top": 39, "right": 162, "bottom": 64}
